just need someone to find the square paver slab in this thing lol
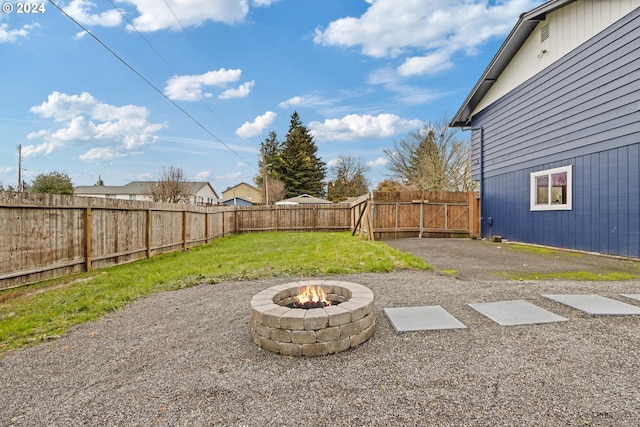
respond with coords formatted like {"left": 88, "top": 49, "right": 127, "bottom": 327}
{"left": 384, "top": 306, "right": 466, "bottom": 334}
{"left": 621, "top": 294, "right": 640, "bottom": 303}
{"left": 468, "top": 300, "right": 568, "bottom": 326}
{"left": 543, "top": 294, "right": 640, "bottom": 316}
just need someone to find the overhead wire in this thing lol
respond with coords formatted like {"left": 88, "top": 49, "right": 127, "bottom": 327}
{"left": 47, "top": 0, "right": 257, "bottom": 172}
{"left": 106, "top": 0, "right": 172, "bottom": 68}
{"left": 159, "top": 0, "right": 220, "bottom": 119}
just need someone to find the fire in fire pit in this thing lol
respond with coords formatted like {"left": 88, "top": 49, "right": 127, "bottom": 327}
{"left": 289, "top": 285, "right": 337, "bottom": 309}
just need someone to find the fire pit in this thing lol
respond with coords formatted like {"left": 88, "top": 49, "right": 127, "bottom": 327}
{"left": 250, "top": 280, "right": 375, "bottom": 357}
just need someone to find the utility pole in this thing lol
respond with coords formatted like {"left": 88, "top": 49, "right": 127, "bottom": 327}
{"left": 261, "top": 143, "right": 268, "bottom": 205}
{"left": 17, "top": 144, "right": 22, "bottom": 192}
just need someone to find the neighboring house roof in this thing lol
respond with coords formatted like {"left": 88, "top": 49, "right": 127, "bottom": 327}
{"left": 75, "top": 181, "right": 219, "bottom": 198}
{"left": 220, "top": 196, "right": 255, "bottom": 206}
{"left": 222, "top": 182, "right": 259, "bottom": 193}
{"left": 450, "top": 0, "right": 577, "bottom": 127}
{"left": 275, "top": 194, "right": 332, "bottom": 205}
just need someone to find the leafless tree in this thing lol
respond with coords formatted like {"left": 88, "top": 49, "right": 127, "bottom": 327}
{"left": 327, "top": 154, "right": 370, "bottom": 202}
{"left": 264, "top": 177, "right": 286, "bottom": 204}
{"left": 146, "top": 166, "right": 193, "bottom": 203}
{"left": 384, "top": 117, "right": 477, "bottom": 192}
{"left": 374, "top": 178, "right": 415, "bottom": 192}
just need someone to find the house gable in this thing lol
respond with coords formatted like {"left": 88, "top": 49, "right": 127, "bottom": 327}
{"left": 452, "top": 0, "right": 640, "bottom": 127}
{"left": 222, "top": 182, "right": 262, "bottom": 204}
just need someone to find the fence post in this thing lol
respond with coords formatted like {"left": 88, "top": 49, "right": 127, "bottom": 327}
{"left": 182, "top": 210, "right": 188, "bottom": 251}
{"left": 313, "top": 207, "right": 317, "bottom": 231}
{"left": 146, "top": 209, "right": 152, "bottom": 258}
{"left": 205, "top": 212, "right": 209, "bottom": 243}
{"left": 84, "top": 207, "right": 92, "bottom": 272}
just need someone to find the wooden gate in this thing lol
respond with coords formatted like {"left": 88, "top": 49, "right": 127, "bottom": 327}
{"left": 371, "top": 191, "right": 480, "bottom": 240}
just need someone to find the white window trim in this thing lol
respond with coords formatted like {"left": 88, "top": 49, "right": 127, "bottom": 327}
{"left": 530, "top": 165, "right": 573, "bottom": 211}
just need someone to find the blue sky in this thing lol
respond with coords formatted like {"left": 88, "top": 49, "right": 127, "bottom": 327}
{"left": 0, "top": 0, "right": 544, "bottom": 194}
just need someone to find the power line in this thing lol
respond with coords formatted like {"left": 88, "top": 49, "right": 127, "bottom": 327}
{"left": 159, "top": 0, "right": 220, "bottom": 119}
{"left": 106, "top": 0, "right": 171, "bottom": 68}
{"left": 47, "top": 0, "right": 257, "bottom": 172}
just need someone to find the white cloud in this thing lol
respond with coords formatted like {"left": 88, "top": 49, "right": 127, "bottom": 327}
{"left": 252, "top": 0, "right": 281, "bottom": 6}
{"left": 26, "top": 91, "right": 165, "bottom": 161}
{"left": 21, "top": 141, "right": 64, "bottom": 157}
{"left": 215, "top": 171, "right": 242, "bottom": 180}
{"left": 314, "top": 0, "right": 539, "bottom": 77}
{"left": 235, "top": 111, "right": 277, "bottom": 139}
{"left": 0, "top": 23, "right": 39, "bottom": 43}
{"left": 367, "top": 157, "right": 389, "bottom": 167}
{"left": 326, "top": 158, "right": 340, "bottom": 169}
{"left": 79, "top": 147, "right": 125, "bottom": 162}
{"left": 0, "top": 167, "right": 14, "bottom": 174}
{"left": 309, "top": 113, "right": 422, "bottom": 142}
{"left": 367, "top": 67, "right": 449, "bottom": 104}
{"left": 397, "top": 50, "right": 454, "bottom": 77}
{"left": 218, "top": 80, "right": 255, "bottom": 100}
{"left": 63, "top": 0, "right": 122, "bottom": 27}
{"left": 121, "top": 0, "right": 249, "bottom": 32}
{"left": 194, "top": 170, "right": 212, "bottom": 180}
{"left": 278, "top": 95, "right": 333, "bottom": 109}
{"left": 164, "top": 68, "right": 243, "bottom": 101}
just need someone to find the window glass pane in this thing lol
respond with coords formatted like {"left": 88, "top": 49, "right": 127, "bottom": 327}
{"left": 550, "top": 172, "right": 567, "bottom": 204}
{"left": 536, "top": 175, "right": 548, "bottom": 204}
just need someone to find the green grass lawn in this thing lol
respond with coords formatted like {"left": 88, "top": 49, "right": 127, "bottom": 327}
{"left": 0, "top": 232, "right": 430, "bottom": 358}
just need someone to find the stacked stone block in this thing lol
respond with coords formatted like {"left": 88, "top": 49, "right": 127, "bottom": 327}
{"left": 250, "top": 280, "right": 375, "bottom": 357}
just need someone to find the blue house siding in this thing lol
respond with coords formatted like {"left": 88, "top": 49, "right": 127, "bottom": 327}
{"left": 471, "top": 7, "right": 640, "bottom": 258}
{"left": 480, "top": 144, "right": 640, "bottom": 257}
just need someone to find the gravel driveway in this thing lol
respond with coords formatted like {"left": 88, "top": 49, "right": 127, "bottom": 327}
{"left": 1, "top": 239, "right": 640, "bottom": 426}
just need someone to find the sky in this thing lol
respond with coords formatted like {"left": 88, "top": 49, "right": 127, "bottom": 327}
{"left": 0, "top": 0, "right": 545, "bottom": 194}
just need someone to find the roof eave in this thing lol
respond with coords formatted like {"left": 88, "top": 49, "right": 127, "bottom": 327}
{"left": 449, "top": 0, "right": 577, "bottom": 128}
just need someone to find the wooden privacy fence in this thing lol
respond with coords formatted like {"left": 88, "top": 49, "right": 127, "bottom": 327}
{"left": 0, "top": 192, "right": 369, "bottom": 290}
{"left": 0, "top": 191, "right": 478, "bottom": 290}
{"left": 369, "top": 191, "right": 480, "bottom": 240}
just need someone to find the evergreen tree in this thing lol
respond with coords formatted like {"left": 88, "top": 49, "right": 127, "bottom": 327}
{"left": 275, "top": 112, "right": 327, "bottom": 198}
{"left": 255, "top": 131, "right": 282, "bottom": 188}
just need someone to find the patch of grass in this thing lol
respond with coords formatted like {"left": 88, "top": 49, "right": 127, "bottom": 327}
{"left": 0, "top": 232, "right": 430, "bottom": 357}
{"left": 440, "top": 269, "right": 458, "bottom": 277}
{"left": 505, "top": 243, "right": 583, "bottom": 257}
{"left": 503, "top": 270, "right": 640, "bottom": 281}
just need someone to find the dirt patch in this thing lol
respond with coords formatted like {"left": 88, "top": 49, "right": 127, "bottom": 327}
{"left": 384, "top": 238, "right": 640, "bottom": 281}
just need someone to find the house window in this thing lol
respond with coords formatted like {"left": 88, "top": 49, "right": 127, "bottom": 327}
{"left": 530, "top": 165, "right": 572, "bottom": 211}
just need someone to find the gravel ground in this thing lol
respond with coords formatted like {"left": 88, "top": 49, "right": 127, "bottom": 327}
{"left": 2, "top": 240, "right": 640, "bottom": 426}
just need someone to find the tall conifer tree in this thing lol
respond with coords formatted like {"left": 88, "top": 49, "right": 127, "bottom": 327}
{"left": 276, "top": 112, "right": 327, "bottom": 198}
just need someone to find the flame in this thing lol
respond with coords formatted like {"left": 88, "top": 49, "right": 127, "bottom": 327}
{"left": 296, "top": 285, "right": 331, "bottom": 306}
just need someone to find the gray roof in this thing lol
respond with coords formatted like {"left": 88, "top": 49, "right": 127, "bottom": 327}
{"left": 276, "top": 194, "right": 333, "bottom": 204}
{"left": 450, "top": 0, "right": 577, "bottom": 127}
{"left": 75, "top": 181, "right": 218, "bottom": 197}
